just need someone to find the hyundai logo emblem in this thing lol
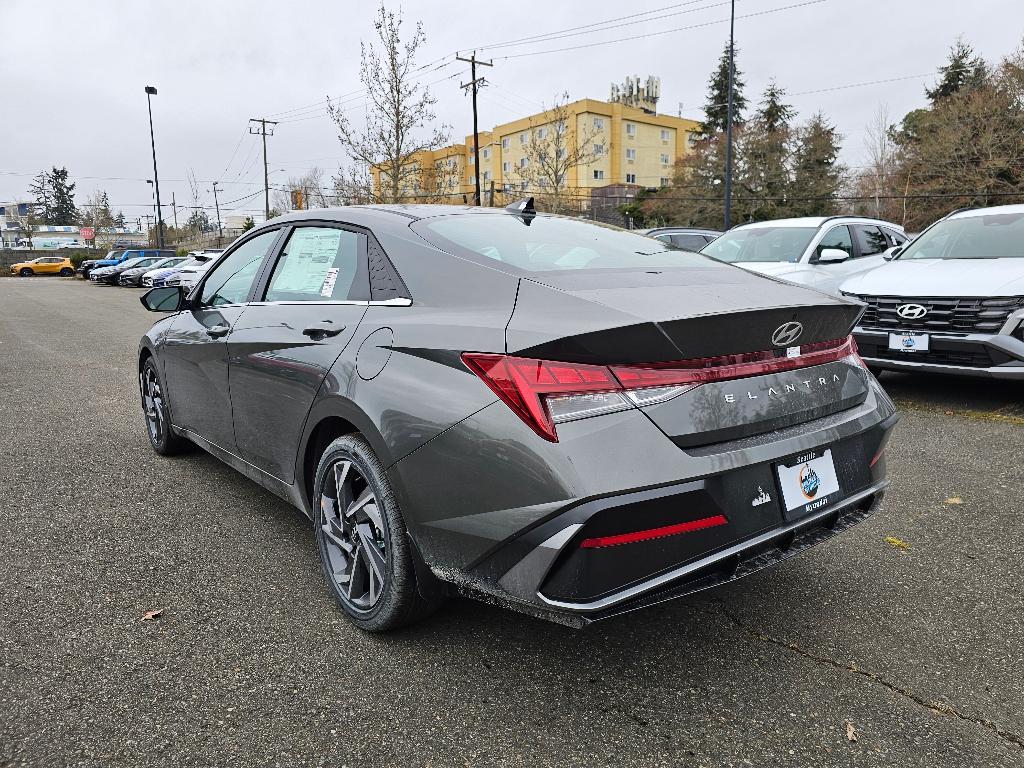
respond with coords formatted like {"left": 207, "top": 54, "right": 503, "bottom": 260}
{"left": 896, "top": 303, "right": 928, "bottom": 320}
{"left": 771, "top": 321, "right": 804, "bottom": 347}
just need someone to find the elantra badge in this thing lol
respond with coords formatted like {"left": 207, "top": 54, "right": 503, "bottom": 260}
{"left": 896, "top": 303, "right": 928, "bottom": 319}
{"left": 771, "top": 322, "right": 803, "bottom": 347}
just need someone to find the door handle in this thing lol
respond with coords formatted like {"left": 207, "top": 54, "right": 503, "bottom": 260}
{"left": 206, "top": 324, "right": 230, "bottom": 338}
{"left": 302, "top": 322, "right": 346, "bottom": 339}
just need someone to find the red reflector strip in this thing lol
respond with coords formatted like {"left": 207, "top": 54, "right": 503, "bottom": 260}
{"left": 579, "top": 514, "right": 728, "bottom": 549}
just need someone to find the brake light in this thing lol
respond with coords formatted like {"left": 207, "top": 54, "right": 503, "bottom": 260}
{"left": 462, "top": 336, "right": 860, "bottom": 442}
{"left": 579, "top": 514, "right": 728, "bottom": 548}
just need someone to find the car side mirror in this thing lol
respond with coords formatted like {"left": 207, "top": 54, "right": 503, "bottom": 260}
{"left": 140, "top": 286, "right": 185, "bottom": 312}
{"left": 884, "top": 246, "right": 903, "bottom": 260}
{"left": 818, "top": 248, "right": 850, "bottom": 263}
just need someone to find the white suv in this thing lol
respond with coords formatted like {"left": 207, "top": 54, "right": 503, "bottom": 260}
{"left": 841, "top": 204, "right": 1024, "bottom": 379}
{"left": 701, "top": 216, "right": 909, "bottom": 295}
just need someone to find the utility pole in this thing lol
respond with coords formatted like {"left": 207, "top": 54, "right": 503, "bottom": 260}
{"left": 457, "top": 52, "right": 492, "bottom": 206}
{"left": 210, "top": 182, "right": 223, "bottom": 243}
{"left": 249, "top": 118, "right": 278, "bottom": 221}
{"left": 171, "top": 192, "right": 178, "bottom": 236}
{"left": 723, "top": 0, "right": 736, "bottom": 231}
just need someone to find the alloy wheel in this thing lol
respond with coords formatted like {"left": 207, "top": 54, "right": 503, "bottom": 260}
{"left": 319, "top": 459, "right": 388, "bottom": 612}
{"left": 141, "top": 365, "right": 166, "bottom": 445}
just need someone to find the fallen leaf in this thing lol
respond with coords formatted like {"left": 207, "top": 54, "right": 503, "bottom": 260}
{"left": 846, "top": 721, "right": 858, "bottom": 742}
{"left": 945, "top": 497, "right": 963, "bottom": 505}
{"left": 944, "top": 410, "right": 955, "bottom": 416}
{"left": 141, "top": 608, "right": 164, "bottom": 622}
{"left": 884, "top": 536, "right": 910, "bottom": 550}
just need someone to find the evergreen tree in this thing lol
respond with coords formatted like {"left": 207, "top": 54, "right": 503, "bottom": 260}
{"left": 736, "top": 82, "right": 794, "bottom": 221}
{"left": 48, "top": 167, "right": 78, "bottom": 224}
{"left": 926, "top": 39, "right": 988, "bottom": 104}
{"left": 703, "top": 42, "right": 746, "bottom": 135}
{"left": 28, "top": 171, "right": 51, "bottom": 221}
{"left": 113, "top": 211, "right": 127, "bottom": 228}
{"left": 789, "top": 112, "right": 845, "bottom": 217}
{"left": 241, "top": 217, "right": 255, "bottom": 232}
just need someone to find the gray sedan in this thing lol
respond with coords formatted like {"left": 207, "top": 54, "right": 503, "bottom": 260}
{"left": 137, "top": 201, "right": 896, "bottom": 631}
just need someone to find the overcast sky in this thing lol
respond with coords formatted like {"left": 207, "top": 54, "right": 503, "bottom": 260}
{"left": 2, "top": 0, "right": 1021, "bottom": 225}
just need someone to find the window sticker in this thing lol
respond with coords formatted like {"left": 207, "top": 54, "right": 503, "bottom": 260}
{"left": 272, "top": 229, "right": 341, "bottom": 294}
{"left": 320, "top": 267, "right": 340, "bottom": 297}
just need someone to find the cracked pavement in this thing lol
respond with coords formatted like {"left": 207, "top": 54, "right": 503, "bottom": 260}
{"left": 1, "top": 279, "right": 1022, "bottom": 767}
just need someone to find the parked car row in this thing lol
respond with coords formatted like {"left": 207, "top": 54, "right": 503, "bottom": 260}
{"left": 677, "top": 208, "right": 1024, "bottom": 380}
{"left": 77, "top": 248, "right": 223, "bottom": 288}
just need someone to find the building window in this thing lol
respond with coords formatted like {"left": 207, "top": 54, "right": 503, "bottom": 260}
{"left": 625, "top": 148, "right": 636, "bottom": 161}
{"left": 469, "top": 154, "right": 474, "bottom": 165}
{"left": 482, "top": 148, "right": 490, "bottom": 160}
{"left": 593, "top": 169, "right": 605, "bottom": 180}
{"left": 556, "top": 148, "right": 566, "bottom": 160}
{"left": 520, "top": 180, "right": 528, "bottom": 191}
{"left": 593, "top": 143, "right": 604, "bottom": 154}
{"left": 660, "top": 129, "right": 670, "bottom": 141}
{"left": 593, "top": 117, "right": 604, "bottom": 130}
{"left": 660, "top": 177, "right": 670, "bottom": 186}
{"left": 535, "top": 127, "right": 547, "bottom": 139}
{"left": 502, "top": 137, "right": 510, "bottom": 149}
{"left": 519, "top": 157, "right": 528, "bottom": 168}
{"left": 447, "top": 158, "right": 457, "bottom": 168}
{"left": 626, "top": 173, "right": 636, "bottom": 184}
{"left": 502, "top": 161, "right": 510, "bottom": 173}
{"left": 503, "top": 183, "right": 514, "bottom": 193}
{"left": 519, "top": 132, "right": 527, "bottom": 144}
{"left": 625, "top": 123, "right": 636, "bottom": 136}
{"left": 660, "top": 153, "right": 670, "bottom": 165}
{"left": 483, "top": 170, "right": 492, "bottom": 181}
{"left": 539, "top": 179, "right": 549, "bottom": 189}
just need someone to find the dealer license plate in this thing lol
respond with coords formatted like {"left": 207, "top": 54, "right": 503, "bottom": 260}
{"left": 888, "top": 332, "right": 929, "bottom": 352}
{"left": 776, "top": 449, "right": 842, "bottom": 520}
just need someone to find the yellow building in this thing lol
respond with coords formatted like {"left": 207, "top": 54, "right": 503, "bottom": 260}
{"left": 373, "top": 97, "right": 702, "bottom": 207}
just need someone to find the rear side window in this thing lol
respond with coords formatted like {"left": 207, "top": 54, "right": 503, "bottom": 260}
{"left": 414, "top": 215, "right": 705, "bottom": 272}
{"left": 265, "top": 227, "right": 367, "bottom": 302}
{"left": 883, "top": 227, "right": 908, "bottom": 246}
{"left": 853, "top": 225, "right": 889, "bottom": 257}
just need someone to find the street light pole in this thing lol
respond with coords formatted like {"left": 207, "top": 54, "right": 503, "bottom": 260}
{"left": 723, "top": 0, "right": 736, "bottom": 232}
{"left": 144, "top": 86, "right": 165, "bottom": 248}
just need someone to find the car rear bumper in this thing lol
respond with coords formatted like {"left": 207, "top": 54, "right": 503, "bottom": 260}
{"left": 855, "top": 327, "right": 1024, "bottom": 379}
{"left": 391, "top": 377, "right": 897, "bottom": 623}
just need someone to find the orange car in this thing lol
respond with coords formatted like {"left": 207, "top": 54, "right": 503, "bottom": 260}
{"left": 10, "top": 256, "right": 76, "bottom": 277}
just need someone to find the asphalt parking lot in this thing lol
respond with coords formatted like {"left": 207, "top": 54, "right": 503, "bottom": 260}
{"left": 1, "top": 278, "right": 1022, "bottom": 768}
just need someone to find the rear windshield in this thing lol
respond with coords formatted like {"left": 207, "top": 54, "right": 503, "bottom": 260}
{"left": 412, "top": 215, "right": 709, "bottom": 272}
{"left": 701, "top": 227, "right": 817, "bottom": 263}
{"left": 900, "top": 212, "right": 1024, "bottom": 259}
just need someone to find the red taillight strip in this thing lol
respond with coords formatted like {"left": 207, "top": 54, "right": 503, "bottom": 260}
{"left": 579, "top": 514, "right": 728, "bottom": 549}
{"left": 611, "top": 337, "right": 857, "bottom": 389}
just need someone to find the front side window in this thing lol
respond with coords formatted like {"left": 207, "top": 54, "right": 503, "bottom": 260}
{"left": 816, "top": 226, "right": 854, "bottom": 260}
{"left": 702, "top": 227, "right": 818, "bottom": 264}
{"left": 853, "top": 225, "right": 889, "bottom": 257}
{"left": 900, "top": 212, "right": 1024, "bottom": 260}
{"left": 265, "top": 227, "right": 365, "bottom": 302}
{"left": 413, "top": 215, "right": 705, "bottom": 273}
{"left": 199, "top": 229, "right": 279, "bottom": 306}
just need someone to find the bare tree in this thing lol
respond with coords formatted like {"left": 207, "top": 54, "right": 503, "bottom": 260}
{"left": 855, "top": 103, "right": 900, "bottom": 220}
{"left": 327, "top": 3, "right": 449, "bottom": 203}
{"left": 513, "top": 93, "right": 602, "bottom": 214}
{"left": 274, "top": 166, "right": 332, "bottom": 211}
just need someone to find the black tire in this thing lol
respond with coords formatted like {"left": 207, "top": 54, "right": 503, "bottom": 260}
{"left": 140, "top": 357, "right": 190, "bottom": 455}
{"left": 59, "top": 267, "right": 74, "bottom": 277}
{"left": 314, "top": 434, "right": 442, "bottom": 631}
{"left": 19, "top": 268, "right": 32, "bottom": 276}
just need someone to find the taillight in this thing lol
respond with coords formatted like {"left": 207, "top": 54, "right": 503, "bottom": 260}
{"left": 460, "top": 354, "right": 632, "bottom": 441}
{"left": 462, "top": 336, "right": 860, "bottom": 442}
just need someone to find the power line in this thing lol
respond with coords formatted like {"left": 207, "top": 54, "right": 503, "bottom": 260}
{"left": 477, "top": 0, "right": 735, "bottom": 53}
{"left": 497, "top": 0, "right": 829, "bottom": 60}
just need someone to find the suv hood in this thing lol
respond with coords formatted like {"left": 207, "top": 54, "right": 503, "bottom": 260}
{"left": 841, "top": 258, "right": 1024, "bottom": 297}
